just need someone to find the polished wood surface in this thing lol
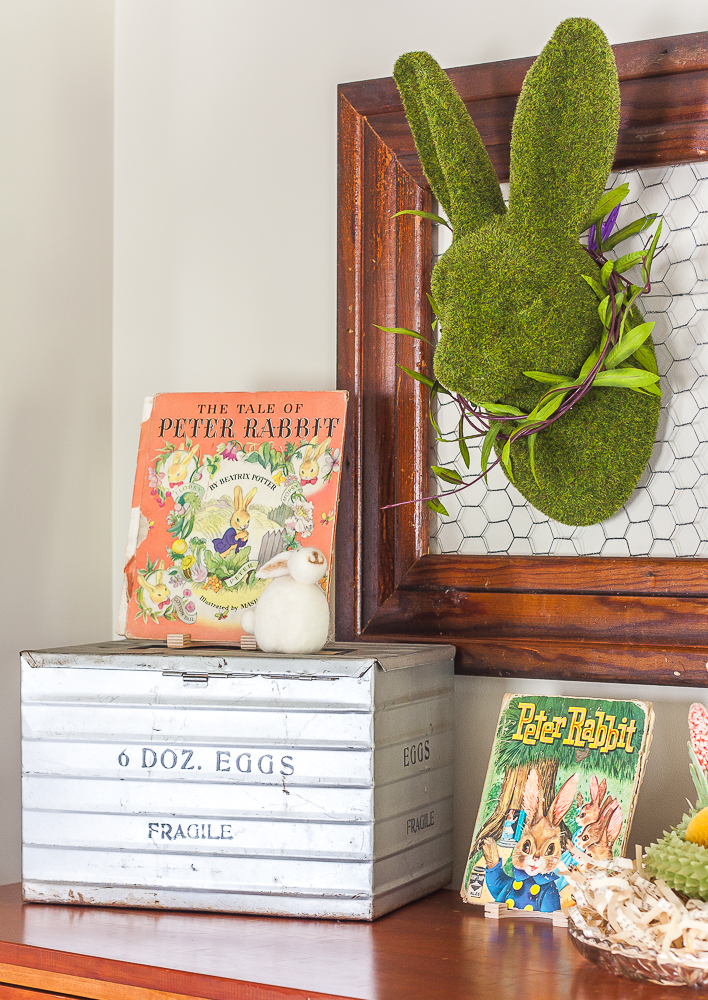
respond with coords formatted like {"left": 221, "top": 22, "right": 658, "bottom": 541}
{"left": 335, "top": 32, "right": 708, "bottom": 685}
{"left": 0, "top": 884, "right": 698, "bottom": 999}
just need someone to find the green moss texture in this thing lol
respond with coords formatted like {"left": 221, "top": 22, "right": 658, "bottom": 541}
{"left": 394, "top": 18, "right": 660, "bottom": 526}
{"left": 645, "top": 815, "right": 708, "bottom": 901}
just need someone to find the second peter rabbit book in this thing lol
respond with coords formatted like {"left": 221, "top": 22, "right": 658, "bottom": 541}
{"left": 118, "top": 391, "right": 347, "bottom": 642}
{"left": 461, "top": 694, "right": 654, "bottom": 912}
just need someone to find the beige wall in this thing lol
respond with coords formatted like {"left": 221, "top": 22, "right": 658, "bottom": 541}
{"left": 0, "top": 0, "right": 114, "bottom": 883}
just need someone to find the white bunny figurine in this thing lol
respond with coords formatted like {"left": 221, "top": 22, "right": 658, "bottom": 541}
{"left": 240, "top": 547, "right": 329, "bottom": 654}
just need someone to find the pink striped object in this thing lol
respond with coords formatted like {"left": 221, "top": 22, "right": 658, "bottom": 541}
{"left": 689, "top": 703, "right": 708, "bottom": 772}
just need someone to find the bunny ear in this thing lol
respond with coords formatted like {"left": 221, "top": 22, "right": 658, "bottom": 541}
{"left": 507, "top": 18, "right": 619, "bottom": 235}
{"left": 233, "top": 485, "right": 243, "bottom": 509}
{"left": 606, "top": 803, "right": 623, "bottom": 843}
{"left": 312, "top": 437, "right": 331, "bottom": 461}
{"left": 550, "top": 773, "right": 579, "bottom": 826}
{"left": 522, "top": 768, "right": 540, "bottom": 822}
{"left": 394, "top": 51, "right": 506, "bottom": 238}
{"left": 590, "top": 775, "right": 599, "bottom": 801}
{"left": 244, "top": 487, "right": 257, "bottom": 508}
{"left": 256, "top": 551, "right": 291, "bottom": 579}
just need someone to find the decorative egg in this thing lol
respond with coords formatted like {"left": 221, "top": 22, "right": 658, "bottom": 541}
{"left": 686, "top": 807, "right": 708, "bottom": 848}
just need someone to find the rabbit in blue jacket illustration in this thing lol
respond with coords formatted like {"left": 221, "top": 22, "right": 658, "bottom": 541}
{"left": 482, "top": 767, "right": 578, "bottom": 912}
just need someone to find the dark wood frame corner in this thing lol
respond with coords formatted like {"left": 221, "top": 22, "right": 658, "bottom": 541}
{"left": 336, "top": 31, "right": 708, "bottom": 686}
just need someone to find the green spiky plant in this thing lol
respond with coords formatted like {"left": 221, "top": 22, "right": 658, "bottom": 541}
{"left": 645, "top": 738, "right": 708, "bottom": 900}
{"left": 388, "top": 19, "right": 661, "bottom": 526}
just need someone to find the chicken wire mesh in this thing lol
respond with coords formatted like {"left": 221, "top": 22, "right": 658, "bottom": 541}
{"left": 430, "top": 162, "right": 708, "bottom": 557}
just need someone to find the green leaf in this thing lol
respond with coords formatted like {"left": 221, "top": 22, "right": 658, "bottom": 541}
{"left": 431, "top": 465, "right": 464, "bottom": 485}
{"left": 633, "top": 343, "right": 659, "bottom": 375}
{"left": 481, "top": 422, "right": 503, "bottom": 484}
{"left": 500, "top": 436, "right": 514, "bottom": 481}
{"left": 593, "top": 368, "right": 660, "bottom": 389}
{"left": 604, "top": 321, "right": 655, "bottom": 369}
{"left": 458, "top": 416, "right": 470, "bottom": 469}
{"left": 579, "top": 344, "right": 602, "bottom": 380}
{"left": 393, "top": 209, "right": 452, "bottom": 230}
{"left": 532, "top": 391, "right": 569, "bottom": 422}
{"left": 581, "top": 274, "right": 605, "bottom": 300}
{"left": 427, "top": 292, "right": 442, "bottom": 318}
{"left": 598, "top": 295, "right": 611, "bottom": 326}
{"left": 479, "top": 401, "right": 526, "bottom": 417}
{"left": 427, "top": 497, "right": 449, "bottom": 516}
{"left": 600, "top": 260, "right": 614, "bottom": 285}
{"left": 614, "top": 251, "right": 645, "bottom": 274}
{"left": 602, "top": 213, "right": 657, "bottom": 251}
{"left": 397, "top": 364, "right": 435, "bottom": 388}
{"left": 628, "top": 381, "right": 662, "bottom": 397}
{"left": 527, "top": 433, "right": 539, "bottom": 487}
{"left": 597, "top": 291, "right": 625, "bottom": 328}
{"left": 642, "top": 219, "right": 663, "bottom": 281}
{"left": 582, "top": 183, "right": 630, "bottom": 231}
{"left": 428, "top": 382, "right": 442, "bottom": 437}
{"left": 524, "top": 371, "right": 573, "bottom": 386}
{"left": 374, "top": 324, "right": 431, "bottom": 343}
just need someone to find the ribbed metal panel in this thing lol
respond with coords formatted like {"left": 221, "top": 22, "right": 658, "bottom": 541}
{"left": 22, "top": 641, "right": 454, "bottom": 919}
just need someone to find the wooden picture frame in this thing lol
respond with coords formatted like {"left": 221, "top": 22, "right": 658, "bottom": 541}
{"left": 336, "top": 31, "right": 708, "bottom": 686}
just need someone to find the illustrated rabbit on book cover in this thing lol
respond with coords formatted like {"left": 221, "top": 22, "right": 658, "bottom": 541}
{"left": 462, "top": 694, "right": 654, "bottom": 912}
{"left": 119, "top": 391, "right": 347, "bottom": 643}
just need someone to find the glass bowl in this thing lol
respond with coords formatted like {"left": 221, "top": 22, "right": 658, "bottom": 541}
{"left": 568, "top": 916, "right": 708, "bottom": 988}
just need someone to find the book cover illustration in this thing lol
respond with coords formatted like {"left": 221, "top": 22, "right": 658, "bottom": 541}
{"left": 118, "top": 391, "right": 348, "bottom": 642}
{"left": 461, "top": 694, "right": 654, "bottom": 912}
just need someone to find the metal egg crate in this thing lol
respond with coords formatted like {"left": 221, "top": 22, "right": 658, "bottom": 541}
{"left": 21, "top": 639, "right": 454, "bottom": 920}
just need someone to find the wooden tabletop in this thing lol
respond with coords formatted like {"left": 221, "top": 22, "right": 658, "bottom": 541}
{"left": 0, "top": 883, "right": 700, "bottom": 999}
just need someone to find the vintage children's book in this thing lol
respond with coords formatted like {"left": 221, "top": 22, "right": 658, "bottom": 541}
{"left": 461, "top": 694, "right": 654, "bottom": 912}
{"left": 118, "top": 391, "right": 348, "bottom": 642}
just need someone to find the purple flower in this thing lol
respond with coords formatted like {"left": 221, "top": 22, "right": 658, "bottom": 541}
{"left": 588, "top": 204, "right": 621, "bottom": 251}
{"left": 322, "top": 449, "right": 341, "bottom": 476}
{"left": 222, "top": 442, "right": 246, "bottom": 461}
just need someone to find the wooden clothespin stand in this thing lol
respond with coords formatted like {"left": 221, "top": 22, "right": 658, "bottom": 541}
{"left": 165, "top": 633, "right": 259, "bottom": 651}
{"left": 166, "top": 634, "right": 192, "bottom": 648}
{"left": 484, "top": 902, "right": 568, "bottom": 926}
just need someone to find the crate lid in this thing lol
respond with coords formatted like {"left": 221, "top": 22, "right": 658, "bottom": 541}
{"left": 21, "top": 640, "right": 455, "bottom": 679}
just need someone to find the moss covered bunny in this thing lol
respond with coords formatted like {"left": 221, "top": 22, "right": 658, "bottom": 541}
{"left": 394, "top": 19, "right": 661, "bottom": 526}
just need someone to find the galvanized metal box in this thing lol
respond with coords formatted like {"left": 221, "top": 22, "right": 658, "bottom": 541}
{"left": 21, "top": 640, "right": 454, "bottom": 920}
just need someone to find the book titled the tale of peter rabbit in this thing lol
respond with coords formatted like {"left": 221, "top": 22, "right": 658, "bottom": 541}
{"left": 462, "top": 694, "right": 654, "bottom": 912}
{"left": 117, "top": 391, "right": 348, "bottom": 642}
